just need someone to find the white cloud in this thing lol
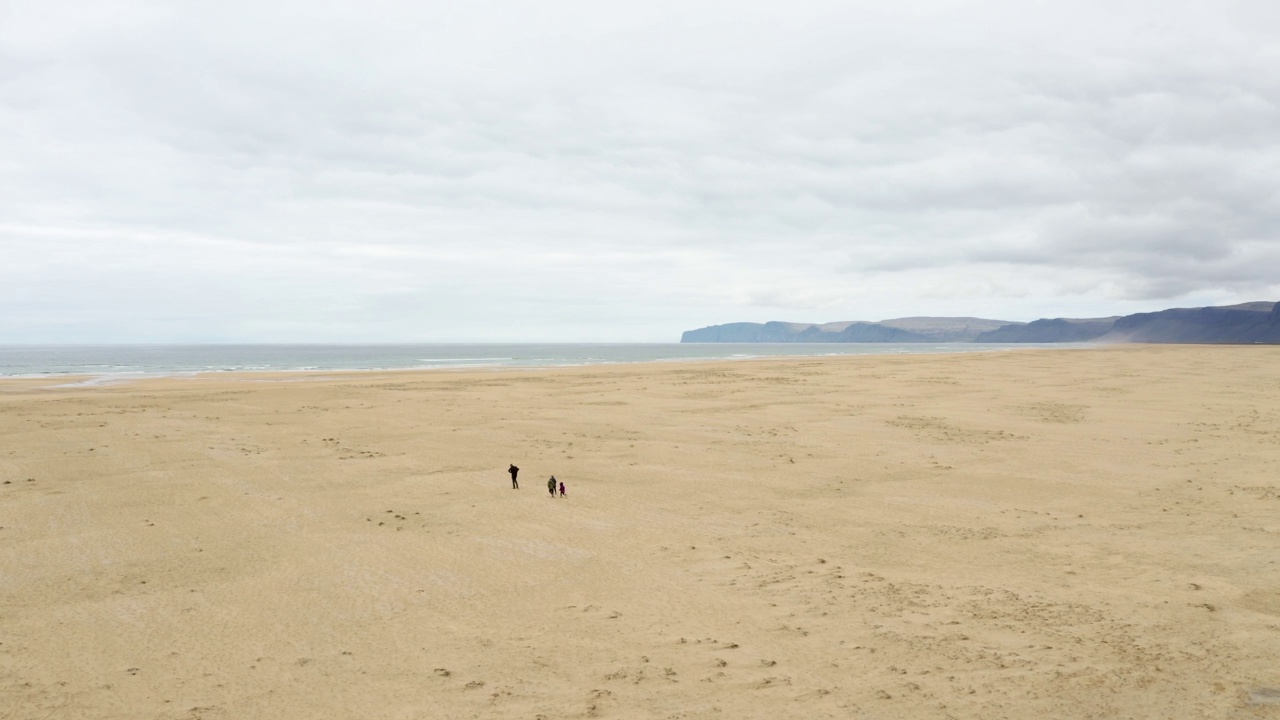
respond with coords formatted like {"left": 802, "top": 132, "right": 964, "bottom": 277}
{"left": 2, "top": 0, "right": 1278, "bottom": 341}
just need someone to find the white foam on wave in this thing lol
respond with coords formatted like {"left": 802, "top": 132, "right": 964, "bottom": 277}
{"left": 417, "top": 357, "right": 513, "bottom": 363}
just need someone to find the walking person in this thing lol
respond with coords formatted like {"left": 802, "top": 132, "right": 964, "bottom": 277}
{"left": 559, "top": 480, "right": 566, "bottom": 498}
{"left": 548, "top": 476, "right": 557, "bottom": 497}
{"left": 509, "top": 464, "right": 519, "bottom": 489}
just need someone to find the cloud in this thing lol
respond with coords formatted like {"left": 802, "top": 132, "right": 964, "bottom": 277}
{"left": 1, "top": 0, "right": 1278, "bottom": 341}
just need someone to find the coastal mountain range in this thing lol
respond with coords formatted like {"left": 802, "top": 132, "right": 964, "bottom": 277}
{"left": 680, "top": 301, "right": 1280, "bottom": 344}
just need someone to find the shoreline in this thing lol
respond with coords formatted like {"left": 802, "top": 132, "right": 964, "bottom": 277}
{"left": 0, "top": 341, "right": 1090, "bottom": 388}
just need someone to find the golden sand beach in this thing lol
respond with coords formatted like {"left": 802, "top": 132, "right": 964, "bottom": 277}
{"left": 2, "top": 346, "right": 1279, "bottom": 718}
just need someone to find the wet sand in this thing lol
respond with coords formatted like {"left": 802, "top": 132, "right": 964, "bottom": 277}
{"left": 2, "top": 345, "right": 1279, "bottom": 718}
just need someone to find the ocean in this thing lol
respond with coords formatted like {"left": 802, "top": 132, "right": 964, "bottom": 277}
{"left": 0, "top": 343, "right": 1065, "bottom": 382}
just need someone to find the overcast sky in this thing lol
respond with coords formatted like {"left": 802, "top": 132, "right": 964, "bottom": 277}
{"left": 2, "top": 1, "right": 1278, "bottom": 342}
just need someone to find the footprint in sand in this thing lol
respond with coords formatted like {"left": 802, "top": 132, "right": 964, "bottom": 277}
{"left": 1250, "top": 688, "right": 1280, "bottom": 705}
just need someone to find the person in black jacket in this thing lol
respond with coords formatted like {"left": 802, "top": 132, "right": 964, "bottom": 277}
{"left": 508, "top": 464, "right": 519, "bottom": 489}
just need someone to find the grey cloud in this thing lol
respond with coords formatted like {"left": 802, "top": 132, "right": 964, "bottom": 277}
{"left": 2, "top": 0, "right": 1278, "bottom": 341}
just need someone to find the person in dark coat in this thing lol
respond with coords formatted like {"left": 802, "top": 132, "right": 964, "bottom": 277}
{"left": 509, "top": 464, "right": 519, "bottom": 489}
{"left": 548, "top": 476, "right": 557, "bottom": 497}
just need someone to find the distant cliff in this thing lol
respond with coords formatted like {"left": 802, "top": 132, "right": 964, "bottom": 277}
{"left": 682, "top": 302, "right": 1280, "bottom": 344}
{"left": 973, "top": 318, "right": 1117, "bottom": 343}
{"left": 973, "top": 302, "right": 1280, "bottom": 344}
{"left": 1102, "top": 301, "right": 1280, "bottom": 343}
{"left": 681, "top": 317, "right": 1018, "bottom": 343}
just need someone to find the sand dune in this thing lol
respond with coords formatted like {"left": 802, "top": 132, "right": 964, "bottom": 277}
{"left": 3, "top": 346, "right": 1280, "bottom": 718}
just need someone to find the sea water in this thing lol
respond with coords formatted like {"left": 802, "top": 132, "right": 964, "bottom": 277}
{"left": 0, "top": 343, "right": 1067, "bottom": 381}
